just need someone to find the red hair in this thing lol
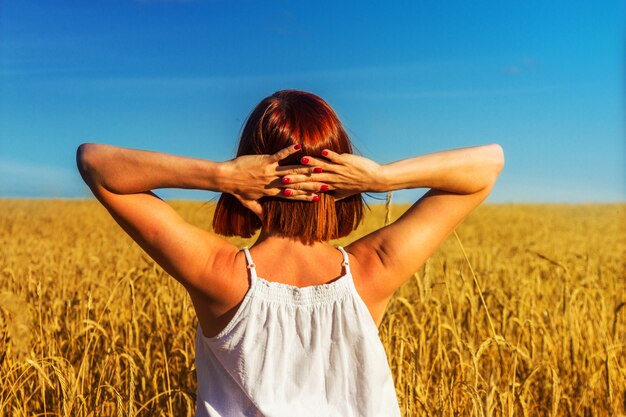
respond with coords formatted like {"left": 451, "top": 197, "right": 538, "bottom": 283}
{"left": 212, "top": 90, "right": 364, "bottom": 243}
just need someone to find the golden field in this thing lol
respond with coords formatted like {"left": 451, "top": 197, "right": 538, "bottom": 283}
{"left": 0, "top": 200, "right": 624, "bottom": 416}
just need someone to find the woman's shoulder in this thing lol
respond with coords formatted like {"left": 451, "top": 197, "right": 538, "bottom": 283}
{"left": 193, "top": 246, "right": 249, "bottom": 306}
{"left": 188, "top": 247, "right": 252, "bottom": 336}
{"left": 342, "top": 244, "right": 394, "bottom": 327}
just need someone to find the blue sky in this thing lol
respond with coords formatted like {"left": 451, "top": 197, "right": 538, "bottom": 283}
{"left": 0, "top": 0, "right": 624, "bottom": 203}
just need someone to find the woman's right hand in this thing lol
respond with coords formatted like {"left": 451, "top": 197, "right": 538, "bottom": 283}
{"left": 279, "top": 150, "right": 386, "bottom": 200}
{"left": 223, "top": 144, "right": 323, "bottom": 217}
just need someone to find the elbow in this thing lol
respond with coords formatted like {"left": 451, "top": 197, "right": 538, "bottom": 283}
{"left": 76, "top": 143, "right": 99, "bottom": 183}
{"left": 491, "top": 143, "right": 504, "bottom": 174}
{"left": 477, "top": 144, "right": 504, "bottom": 191}
{"left": 487, "top": 143, "right": 505, "bottom": 177}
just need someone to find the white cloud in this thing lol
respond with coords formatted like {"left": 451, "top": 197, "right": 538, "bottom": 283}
{"left": 502, "top": 57, "right": 538, "bottom": 76}
{"left": 502, "top": 65, "right": 521, "bottom": 75}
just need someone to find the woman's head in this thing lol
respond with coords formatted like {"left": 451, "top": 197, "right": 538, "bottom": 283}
{"left": 213, "top": 89, "right": 364, "bottom": 243}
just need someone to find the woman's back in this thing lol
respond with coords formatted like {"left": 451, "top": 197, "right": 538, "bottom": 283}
{"left": 240, "top": 239, "right": 352, "bottom": 287}
{"left": 195, "top": 237, "right": 400, "bottom": 340}
{"left": 195, "top": 245, "right": 402, "bottom": 417}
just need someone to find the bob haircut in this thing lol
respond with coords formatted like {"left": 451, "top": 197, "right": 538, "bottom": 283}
{"left": 212, "top": 89, "right": 365, "bottom": 244}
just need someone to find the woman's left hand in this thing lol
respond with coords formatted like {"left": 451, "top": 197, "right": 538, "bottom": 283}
{"left": 276, "top": 149, "right": 383, "bottom": 201}
{"left": 223, "top": 144, "right": 322, "bottom": 217}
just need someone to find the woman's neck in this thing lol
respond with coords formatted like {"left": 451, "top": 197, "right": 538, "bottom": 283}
{"left": 254, "top": 230, "right": 330, "bottom": 249}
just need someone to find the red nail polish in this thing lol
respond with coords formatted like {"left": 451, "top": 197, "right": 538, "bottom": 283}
{"left": 313, "top": 167, "right": 323, "bottom": 173}
{"left": 281, "top": 177, "right": 290, "bottom": 184}
{"left": 301, "top": 157, "right": 309, "bottom": 164}
{"left": 322, "top": 150, "right": 329, "bottom": 157}
{"left": 321, "top": 185, "right": 329, "bottom": 191}
{"left": 283, "top": 189, "right": 292, "bottom": 196}
{"left": 312, "top": 195, "right": 320, "bottom": 202}
{"left": 294, "top": 144, "right": 302, "bottom": 150}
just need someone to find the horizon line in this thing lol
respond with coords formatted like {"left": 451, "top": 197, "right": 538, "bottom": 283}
{"left": 0, "top": 197, "right": 624, "bottom": 205}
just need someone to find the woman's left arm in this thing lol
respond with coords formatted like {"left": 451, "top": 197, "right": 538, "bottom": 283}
{"left": 76, "top": 142, "right": 307, "bottom": 296}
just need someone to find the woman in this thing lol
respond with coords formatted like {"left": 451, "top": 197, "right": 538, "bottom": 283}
{"left": 76, "top": 89, "right": 504, "bottom": 416}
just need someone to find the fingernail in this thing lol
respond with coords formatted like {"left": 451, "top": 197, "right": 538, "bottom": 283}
{"left": 283, "top": 189, "right": 292, "bottom": 196}
{"left": 322, "top": 150, "right": 329, "bottom": 157}
{"left": 281, "top": 177, "right": 291, "bottom": 184}
{"left": 312, "top": 195, "right": 320, "bottom": 202}
{"left": 313, "top": 167, "right": 323, "bottom": 173}
{"left": 320, "top": 185, "right": 329, "bottom": 191}
{"left": 294, "top": 144, "right": 302, "bottom": 150}
{"left": 301, "top": 157, "right": 309, "bottom": 164}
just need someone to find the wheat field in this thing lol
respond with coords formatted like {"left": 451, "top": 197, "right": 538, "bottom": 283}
{"left": 0, "top": 200, "right": 624, "bottom": 416}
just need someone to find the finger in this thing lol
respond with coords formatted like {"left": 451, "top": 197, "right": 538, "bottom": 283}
{"left": 275, "top": 188, "right": 313, "bottom": 197}
{"left": 272, "top": 188, "right": 320, "bottom": 201}
{"left": 275, "top": 164, "right": 318, "bottom": 176}
{"left": 276, "top": 165, "right": 328, "bottom": 176}
{"left": 277, "top": 177, "right": 332, "bottom": 191}
{"left": 271, "top": 144, "right": 302, "bottom": 162}
{"left": 283, "top": 194, "right": 320, "bottom": 202}
{"left": 280, "top": 173, "right": 335, "bottom": 185}
{"left": 265, "top": 176, "right": 323, "bottom": 190}
{"left": 297, "top": 156, "right": 338, "bottom": 172}
{"left": 320, "top": 149, "right": 343, "bottom": 162}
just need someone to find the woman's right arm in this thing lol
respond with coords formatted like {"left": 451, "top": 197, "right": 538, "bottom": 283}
{"left": 292, "top": 144, "right": 504, "bottom": 301}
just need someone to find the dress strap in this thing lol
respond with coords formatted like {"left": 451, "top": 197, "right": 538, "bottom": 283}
{"left": 336, "top": 246, "right": 351, "bottom": 275}
{"left": 242, "top": 247, "right": 258, "bottom": 282}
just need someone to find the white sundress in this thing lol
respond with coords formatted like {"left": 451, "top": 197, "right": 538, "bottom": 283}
{"left": 194, "top": 246, "right": 402, "bottom": 417}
